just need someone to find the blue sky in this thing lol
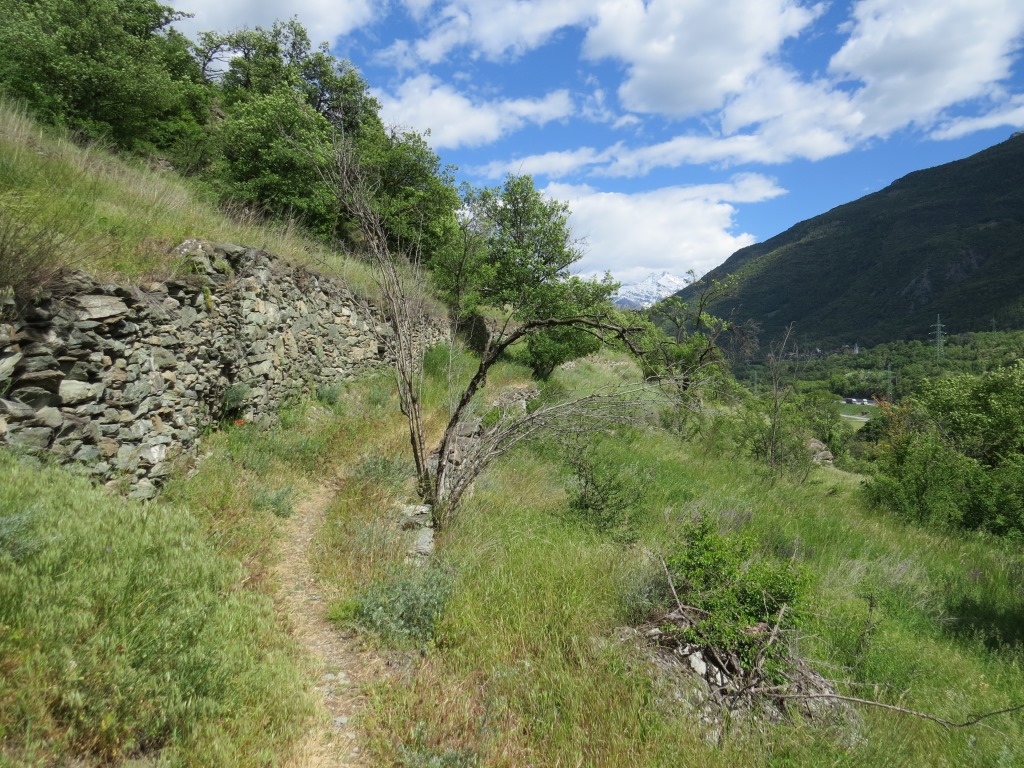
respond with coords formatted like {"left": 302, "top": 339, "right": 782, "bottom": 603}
{"left": 171, "top": 1, "right": 1024, "bottom": 284}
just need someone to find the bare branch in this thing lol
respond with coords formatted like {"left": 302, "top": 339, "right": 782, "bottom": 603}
{"left": 767, "top": 693, "right": 1024, "bottom": 729}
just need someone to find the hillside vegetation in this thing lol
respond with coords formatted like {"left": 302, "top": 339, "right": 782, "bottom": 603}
{"left": 4, "top": 6, "right": 1024, "bottom": 767}
{"left": 680, "top": 134, "right": 1024, "bottom": 348}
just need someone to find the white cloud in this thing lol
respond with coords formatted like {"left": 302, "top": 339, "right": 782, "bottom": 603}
{"left": 583, "top": 0, "right": 823, "bottom": 117}
{"left": 169, "top": 0, "right": 376, "bottom": 42}
{"left": 932, "top": 97, "right": 1024, "bottom": 140}
{"left": 382, "top": 0, "right": 594, "bottom": 65}
{"left": 831, "top": 0, "right": 1024, "bottom": 138}
{"left": 399, "top": 0, "right": 437, "bottom": 21}
{"left": 571, "top": 0, "right": 1024, "bottom": 175}
{"left": 546, "top": 175, "right": 786, "bottom": 283}
{"left": 472, "top": 146, "right": 616, "bottom": 179}
{"left": 374, "top": 75, "right": 573, "bottom": 149}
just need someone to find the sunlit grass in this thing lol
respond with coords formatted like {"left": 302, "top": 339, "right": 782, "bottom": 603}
{"left": 325, "top": 367, "right": 1024, "bottom": 766}
{"left": 0, "top": 98, "right": 379, "bottom": 298}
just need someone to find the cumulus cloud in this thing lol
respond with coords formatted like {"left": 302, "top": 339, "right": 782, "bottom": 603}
{"left": 576, "top": 0, "right": 1024, "bottom": 174}
{"left": 472, "top": 146, "right": 617, "bottom": 179}
{"left": 583, "top": 0, "right": 823, "bottom": 117}
{"left": 374, "top": 75, "right": 573, "bottom": 149}
{"left": 382, "top": 0, "right": 594, "bottom": 65}
{"left": 546, "top": 175, "right": 786, "bottom": 283}
{"left": 832, "top": 0, "right": 1024, "bottom": 138}
{"left": 932, "top": 97, "right": 1024, "bottom": 140}
{"left": 168, "top": 0, "right": 376, "bottom": 42}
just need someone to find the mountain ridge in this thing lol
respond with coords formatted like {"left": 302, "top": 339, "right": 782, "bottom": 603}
{"left": 677, "top": 133, "right": 1024, "bottom": 348}
{"left": 614, "top": 271, "right": 689, "bottom": 309}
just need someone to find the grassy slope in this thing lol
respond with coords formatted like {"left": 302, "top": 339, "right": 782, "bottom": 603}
{"left": 0, "top": 387, "right": 388, "bottom": 766}
{"left": 5, "top": 346, "right": 1023, "bottom": 765}
{"left": 313, "top": 354, "right": 1024, "bottom": 767}
{"left": 4, "top": 97, "right": 1024, "bottom": 767}
{"left": 682, "top": 134, "right": 1024, "bottom": 348}
{"left": 0, "top": 100, "right": 377, "bottom": 297}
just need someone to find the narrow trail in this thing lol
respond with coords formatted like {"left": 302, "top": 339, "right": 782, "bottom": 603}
{"left": 274, "top": 484, "right": 383, "bottom": 768}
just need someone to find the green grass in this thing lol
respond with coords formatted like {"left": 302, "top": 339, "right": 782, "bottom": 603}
{"left": 0, "top": 98, "right": 379, "bottom": 298}
{"left": 0, "top": 385, "right": 385, "bottom": 766}
{"left": 838, "top": 403, "right": 878, "bottom": 418}
{"left": 0, "top": 452, "right": 310, "bottom": 766}
{"left": 309, "top": 356, "right": 1024, "bottom": 767}
{"left": 5, "top": 337, "right": 1023, "bottom": 765}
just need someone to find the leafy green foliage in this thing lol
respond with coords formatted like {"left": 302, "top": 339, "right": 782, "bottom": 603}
{"left": 521, "top": 324, "right": 601, "bottom": 379}
{"left": 0, "top": 0, "right": 209, "bottom": 151}
{"left": 868, "top": 362, "right": 1024, "bottom": 535}
{"left": 357, "top": 127, "right": 461, "bottom": 259}
{"left": 664, "top": 516, "right": 807, "bottom": 676}
{"left": 216, "top": 86, "right": 337, "bottom": 233}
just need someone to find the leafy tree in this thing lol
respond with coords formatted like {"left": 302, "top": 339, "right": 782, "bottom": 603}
{"left": 329, "top": 158, "right": 669, "bottom": 525}
{"left": 868, "top": 362, "right": 1024, "bottom": 535}
{"left": 198, "top": 17, "right": 379, "bottom": 137}
{"left": 0, "top": 0, "right": 209, "bottom": 150}
{"left": 215, "top": 86, "right": 336, "bottom": 233}
{"left": 522, "top": 324, "right": 602, "bottom": 380}
{"left": 917, "top": 362, "right": 1024, "bottom": 466}
{"left": 355, "top": 127, "right": 461, "bottom": 259}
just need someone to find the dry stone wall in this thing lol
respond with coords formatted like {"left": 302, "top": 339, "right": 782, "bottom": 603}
{"left": 0, "top": 240, "right": 444, "bottom": 498}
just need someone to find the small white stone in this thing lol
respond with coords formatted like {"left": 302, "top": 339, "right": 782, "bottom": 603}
{"left": 688, "top": 653, "right": 708, "bottom": 677}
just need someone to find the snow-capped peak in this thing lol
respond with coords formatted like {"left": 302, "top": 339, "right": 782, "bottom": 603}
{"left": 614, "top": 272, "right": 689, "bottom": 309}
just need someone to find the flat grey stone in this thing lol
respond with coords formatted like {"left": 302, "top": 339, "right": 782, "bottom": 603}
{"left": 0, "top": 352, "right": 24, "bottom": 381}
{"left": 33, "top": 407, "right": 64, "bottom": 429}
{"left": 59, "top": 380, "right": 104, "bottom": 405}
{"left": 8, "top": 426, "right": 53, "bottom": 451}
{"left": 75, "top": 295, "right": 129, "bottom": 321}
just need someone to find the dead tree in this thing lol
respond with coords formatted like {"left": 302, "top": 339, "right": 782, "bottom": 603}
{"left": 326, "top": 145, "right": 715, "bottom": 527}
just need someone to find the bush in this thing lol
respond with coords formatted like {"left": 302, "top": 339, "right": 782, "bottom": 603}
{"left": 564, "top": 438, "right": 650, "bottom": 543}
{"left": 253, "top": 484, "right": 295, "bottom": 518}
{"left": 339, "top": 566, "right": 453, "bottom": 646}
{"left": 521, "top": 324, "right": 600, "bottom": 380}
{"left": 663, "top": 515, "right": 807, "bottom": 676}
{"left": 739, "top": 398, "right": 814, "bottom": 480}
{"left": 354, "top": 451, "right": 413, "bottom": 491}
{"left": 867, "top": 385, "right": 1024, "bottom": 535}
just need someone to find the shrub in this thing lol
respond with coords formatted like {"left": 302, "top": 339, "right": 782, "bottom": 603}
{"left": 339, "top": 566, "right": 453, "bottom": 646}
{"left": 564, "top": 438, "right": 650, "bottom": 543}
{"left": 220, "top": 383, "right": 250, "bottom": 419}
{"left": 663, "top": 515, "right": 807, "bottom": 677}
{"left": 253, "top": 484, "right": 295, "bottom": 518}
{"left": 521, "top": 324, "right": 600, "bottom": 380}
{"left": 867, "top": 387, "right": 1024, "bottom": 535}
{"left": 316, "top": 382, "right": 344, "bottom": 405}
{"left": 354, "top": 452, "right": 413, "bottom": 491}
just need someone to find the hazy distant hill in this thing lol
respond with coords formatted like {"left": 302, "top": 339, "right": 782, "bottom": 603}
{"left": 678, "top": 133, "right": 1024, "bottom": 348}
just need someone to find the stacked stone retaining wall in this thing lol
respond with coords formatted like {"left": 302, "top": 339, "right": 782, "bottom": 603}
{"left": 0, "top": 240, "right": 446, "bottom": 497}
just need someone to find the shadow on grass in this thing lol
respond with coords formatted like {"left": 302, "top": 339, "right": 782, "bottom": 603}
{"left": 945, "top": 595, "right": 1024, "bottom": 650}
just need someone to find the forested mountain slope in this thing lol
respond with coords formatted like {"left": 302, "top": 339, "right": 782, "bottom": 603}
{"left": 679, "top": 133, "right": 1024, "bottom": 347}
